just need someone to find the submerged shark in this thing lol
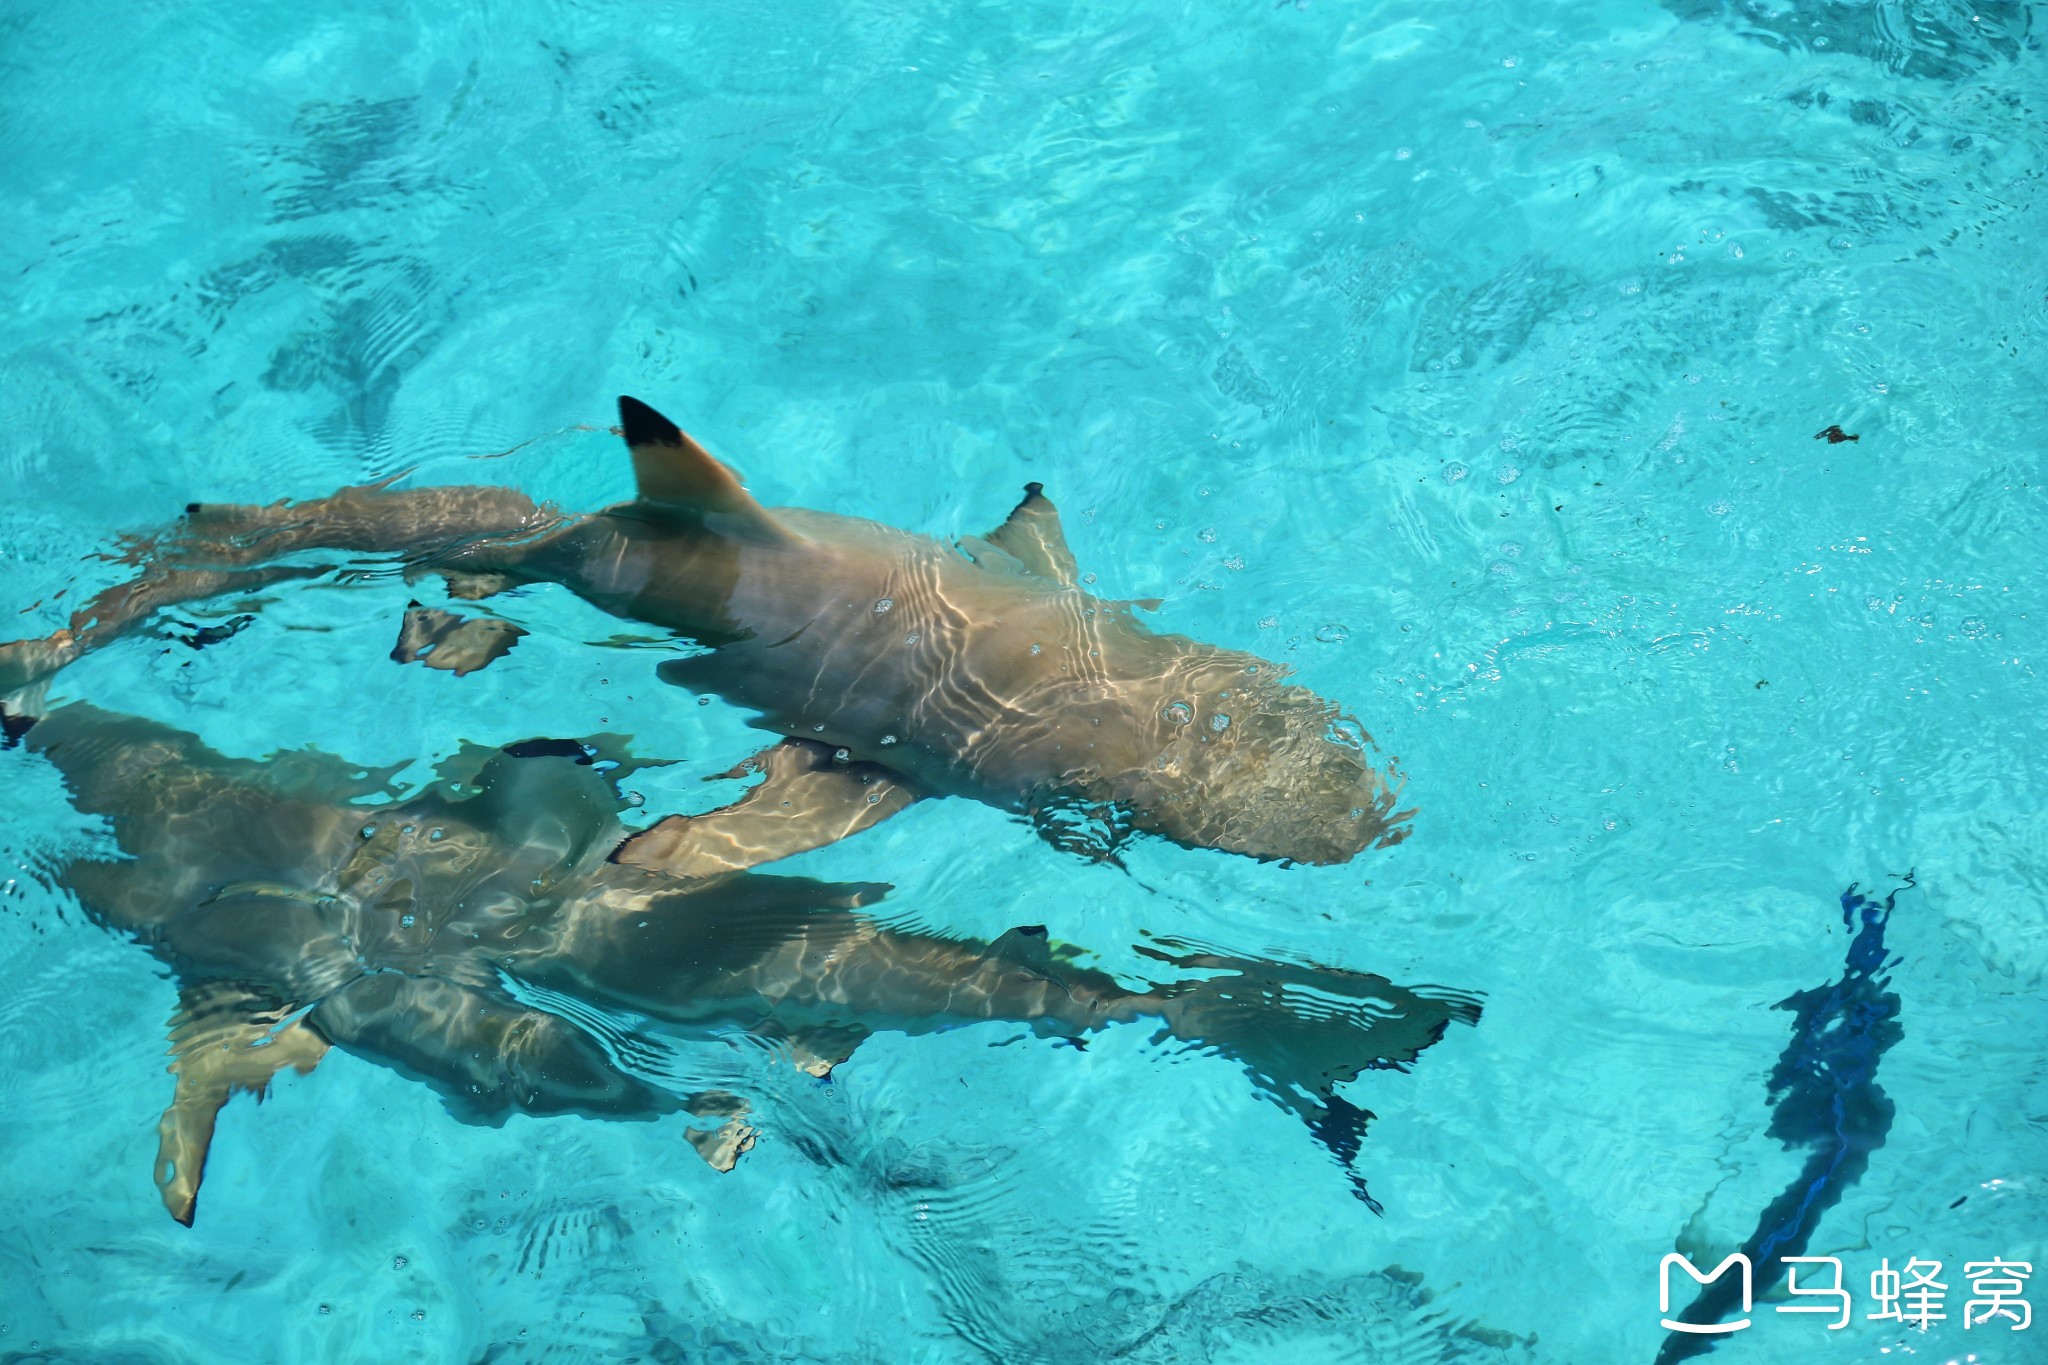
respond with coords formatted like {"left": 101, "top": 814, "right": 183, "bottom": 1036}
{"left": 0, "top": 397, "right": 1409, "bottom": 872}
{"left": 2, "top": 700, "right": 1475, "bottom": 1225}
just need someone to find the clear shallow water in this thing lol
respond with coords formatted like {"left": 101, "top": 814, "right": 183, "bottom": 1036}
{"left": 1, "top": 0, "right": 2043, "bottom": 1360}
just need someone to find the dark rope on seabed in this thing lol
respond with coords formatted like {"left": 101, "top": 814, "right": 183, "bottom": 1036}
{"left": 1653, "top": 874, "right": 1911, "bottom": 1364}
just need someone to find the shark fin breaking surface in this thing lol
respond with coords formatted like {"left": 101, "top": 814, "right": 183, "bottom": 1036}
{"left": 982, "top": 482, "right": 1080, "bottom": 586}
{"left": 618, "top": 395, "right": 796, "bottom": 544}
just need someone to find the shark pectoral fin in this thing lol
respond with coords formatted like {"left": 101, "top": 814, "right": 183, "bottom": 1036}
{"left": 157, "top": 986, "right": 329, "bottom": 1226}
{"left": 983, "top": 482, "right": 1079, "bottom": 586}
{"left": 684, "top": 1118, "right": 757, "bottom": 1171}
{"left": 682, "top": 1090, "right": 757, "bottom": 1172}
{"left": 308, "top": 974, "right": 677, "bottom": 1123}
{"left": 391, "top": 603, "right": 527, "bottom": 676}
{"left": 434, "top": 570, "right": 514, "bottom": 601}
{"left": 617, "top": 396, "right": 798, "bottom": 545}
{"left": 612, "top": 739, "right": 921, "bottom": 877}
{"left": 0, "top": 633, "right": 82, "bottom": 695}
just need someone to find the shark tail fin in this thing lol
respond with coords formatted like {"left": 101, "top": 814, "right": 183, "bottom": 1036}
{"left": 1139, "top": 940, "right": 1482, "bottom": 1211}
{"left": 157, "top": 984, "right": 328, "bottom": 1226}
{"left": 616, "top": 396, "right": 797, "bottom": 544}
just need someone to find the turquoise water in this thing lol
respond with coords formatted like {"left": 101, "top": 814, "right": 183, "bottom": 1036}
{"left": 2, "top": 0, "right": 2044, "bottom": 1360}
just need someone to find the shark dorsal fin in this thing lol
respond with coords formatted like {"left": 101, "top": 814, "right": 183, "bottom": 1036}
{"left": 984, "top": 923, "right": 1059, "bottom": 975}
{"left": 983, "top": 483, "right": 1078, "bottom": 586}
{"left": 618, "top": 396, "right": 796, "bottom": 543}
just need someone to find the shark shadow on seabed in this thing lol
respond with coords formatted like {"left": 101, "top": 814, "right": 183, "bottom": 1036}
{"left": 0, "top": 700, "right": 1479, "bottom": 1225}
{"left": 1654, "top": 875, "right": 1912, "bottom": 1362}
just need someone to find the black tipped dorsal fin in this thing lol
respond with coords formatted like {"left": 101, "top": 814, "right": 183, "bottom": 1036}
{"left": 983, "top": 483, "right": 1078, "bottom": 586}
{"left": 984, "top": 923, "right": 1058, "bottom": 975}
{"left": 617, "top": 396, "right": 795, "bottom": 543}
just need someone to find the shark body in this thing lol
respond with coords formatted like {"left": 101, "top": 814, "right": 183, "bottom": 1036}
{"left": 1, "top": 398, "right": 1409, "bottom": 871}
{"left": 4, "top": 701, "right": 1474, "bottom": 1224}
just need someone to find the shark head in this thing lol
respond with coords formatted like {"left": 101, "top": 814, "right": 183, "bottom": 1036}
{"left": 1117, "top": 668, "right": 1411, "bottom": 865}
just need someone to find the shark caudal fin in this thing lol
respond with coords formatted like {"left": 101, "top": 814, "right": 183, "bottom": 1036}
{"left": 616, "top": 396, "right": 797, "bottom": 544}
{"left": 1141, "top": 940, "right": 1482, "bottom": 1212}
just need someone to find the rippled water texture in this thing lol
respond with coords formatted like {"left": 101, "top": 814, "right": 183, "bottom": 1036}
{"left": 2, "top": 1, "right": 2044, "bottom": 1361}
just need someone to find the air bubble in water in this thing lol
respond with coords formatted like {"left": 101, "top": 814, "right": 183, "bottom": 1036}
{"left": 1315, "top": 623, "right": 1350, "bottom": 643}
{"left": 879, "top": 734, "right": 897, "bottom": 745}
{"left": 1210, "top": 713, "right": 1231, "bottom": 732}
{"left": 360, "top": 824, "right": 377, "bottom": 839}
{"left": 1961, "top": 617, "right": 1990, "bottom": 639}
{"left": 1163, "top": 701, "right": 1193, "bottom": 726}
{"left": 873, "top": 598, "right": 893, "bottom": 614}
{"left": 1443, "top": 463, "right": 1469, "bottom": 484}
{"left": 832, "top": 748, "right": 851, "bottom": 764}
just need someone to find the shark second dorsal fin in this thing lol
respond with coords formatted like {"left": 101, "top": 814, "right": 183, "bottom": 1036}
{"left": 617, "top": 396, "right": 796, "bottom": 544}
{"left": 983, "top": 483, "right": 1078, "bottom": 586}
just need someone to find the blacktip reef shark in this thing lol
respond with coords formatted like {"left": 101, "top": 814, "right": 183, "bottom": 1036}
{"left": 0, "top": 398, "right": 1410, "bottom": 873}
{"left": 1, "top": 699, "right": 1476, "bottom": 1225}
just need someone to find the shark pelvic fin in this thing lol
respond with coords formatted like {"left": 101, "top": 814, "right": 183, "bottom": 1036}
{"left": 983, "top": 482, "right": 1079, "bottom": 586}
{"left": 391, "top": 603, "right": 527, "bottom": 676}
{"left": 157, "top": 984, "right": 329, "bottom": 1226}
{"left": 617, "top": 396, "right": 796, "bottom": 543}
{"left": 611, "top": 737, "right": 920, "bottom": 877}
